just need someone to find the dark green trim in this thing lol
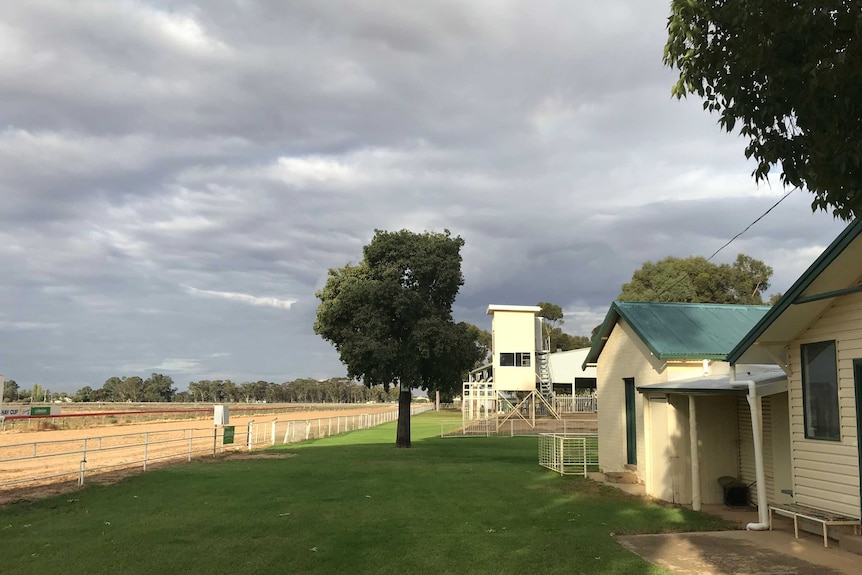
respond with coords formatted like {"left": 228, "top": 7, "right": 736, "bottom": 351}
{"left": 793, "top": 283, "right": 862, "bottom": 305}
{"left": 729, "top": 219, "right": 862, "bottom": 363}
{"left": 624, "top": 378, "right": 637, "bottom": 466}
{"left": 581, "top": 304, "right": 621, "bottom": 368}
{"left": 853, "top": 359, "right": 862, "bottom": 519}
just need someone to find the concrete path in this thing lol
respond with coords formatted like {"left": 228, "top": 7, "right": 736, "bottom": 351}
{"left": 617, "top": 528, "right": 861, "bottom": 575}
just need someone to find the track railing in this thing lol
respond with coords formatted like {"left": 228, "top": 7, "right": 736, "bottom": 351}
{"left": 0, "top": 405, "right": 434, "bottom": 491}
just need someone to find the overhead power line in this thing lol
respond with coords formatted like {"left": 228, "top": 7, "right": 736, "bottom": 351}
{"left": 651, "top": 187, "right": 799, "bottom": 301}
{"left": 705, "top": 187, "right": 799, "bottom": 262}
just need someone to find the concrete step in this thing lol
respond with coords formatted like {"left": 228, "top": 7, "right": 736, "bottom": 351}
{"left": 605, "top": 471, "right": 639, "bottom": 484}
{"left": 836, "top": 532, "right": 862, "bottom": 556}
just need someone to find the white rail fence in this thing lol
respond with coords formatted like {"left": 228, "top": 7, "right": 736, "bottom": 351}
{"left": 537, "top": 433, "right": 599, "bottom": 476}
{"left": 553, "top": 395, "right": 597, "bottom": 414}
{"left": 0, "top": 405, "right": 434, "bottom": 491}
{"left": 444, "top": 416, "right": 597, "bottom": 438}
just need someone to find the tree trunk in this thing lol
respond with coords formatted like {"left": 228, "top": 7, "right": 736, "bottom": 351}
{"left": 396, "top": 381, "right": 412, "bottom": 448}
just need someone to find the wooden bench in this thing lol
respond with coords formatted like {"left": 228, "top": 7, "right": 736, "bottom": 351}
{"left": 768, "top": 503, "right": 860, "bottom": 547}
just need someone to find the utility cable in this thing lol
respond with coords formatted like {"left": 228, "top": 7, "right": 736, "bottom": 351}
{"left": 650, "top": 187, "right": 799, "bottom": 301}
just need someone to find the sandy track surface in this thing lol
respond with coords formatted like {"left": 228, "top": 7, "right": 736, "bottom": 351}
{"left": 0, "top": 405, "right": 398, "bottom": 505}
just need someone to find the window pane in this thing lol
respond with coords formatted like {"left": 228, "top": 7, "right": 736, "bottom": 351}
{"left": 519, "top": 352, "right": 531, "bottom": 367}
{"left": 499, "top": 353, "right": 515, "bottom": 366}
{"left": 801, "top": 340, "right": 840, "bottom": 441}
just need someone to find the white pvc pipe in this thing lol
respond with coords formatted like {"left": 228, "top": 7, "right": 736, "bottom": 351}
{"left": 744, "top": 378, "right": 770, "bottom": 531}
{"left": 689, "top": 395, "right": 701, "bottom": 511}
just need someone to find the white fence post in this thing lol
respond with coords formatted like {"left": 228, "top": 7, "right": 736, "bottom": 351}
{"left": 271, "top": 420, "right": 277, "bottom": 446}
{"left": 143, "top": 432, "right": 149, "bottom": 471}
{"left": 247, "top": 421, "right": 254, "bottom": 451}
{"left": 79, "top": 438, "right": 88, "bottom": 486}
{"left": 306, "top": 420, "right": 311, "bottom": 440}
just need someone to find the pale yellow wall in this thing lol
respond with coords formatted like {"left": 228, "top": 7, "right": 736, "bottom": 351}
{"left": 596, "top": 320, "right": 706, "bottom": 483}
{"left": 491, "top": 309, "right": 539, "bottom": 391}
{"left": 645, "top": 394, "right": 740, "bottom": 505}
{"left": 787, "top": 290, "right": 862, "bottom": 518}
{"left": 737, "top": 394, "right": 787, "bottom": 508}
{"left": 597, "top": 318, "right": 745, "bottom": 504}
{"left": 660, "top": 395, "right": 741, "bottom": 506}
{"left": 644, "top": 396, "right": 673, "bottom": 500}
{"left": 770, "top": 392, "right": 794, "bottom": 505}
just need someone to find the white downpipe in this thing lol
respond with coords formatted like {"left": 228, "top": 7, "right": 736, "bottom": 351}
{"left": 689, "top": 395, "right": 701, "bottom": 512}
{"left": 743, "top": 375, "right": 770, "bottom": 531}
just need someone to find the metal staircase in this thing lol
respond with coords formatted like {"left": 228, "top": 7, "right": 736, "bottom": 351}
{"left": 537, "top": 350, "right": 552, "bottom": 402}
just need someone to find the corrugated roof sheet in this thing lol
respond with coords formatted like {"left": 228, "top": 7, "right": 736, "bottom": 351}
{"left": 619, "top": 301, "right": 771, "bottom": 359}
{"left": 584, "top": 301, "right": 771, "bottom": 366}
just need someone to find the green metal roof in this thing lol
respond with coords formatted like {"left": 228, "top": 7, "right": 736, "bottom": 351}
{"left": 728, "top": 218, "right": 862, "bottom": 364}
{"left": 583, "top": 301, "right": 771, "bottom": 367}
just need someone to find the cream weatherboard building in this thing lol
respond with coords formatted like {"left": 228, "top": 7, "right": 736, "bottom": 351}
{"left": 582, "top": 301, "right": 790, "bottom": 508}
{"left": 729, "top": 218, "right": 862, "bottom": 524}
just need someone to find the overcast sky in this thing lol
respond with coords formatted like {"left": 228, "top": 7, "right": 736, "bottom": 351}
{"left": 0, "top": 1, "right": 848, "bottom": 393}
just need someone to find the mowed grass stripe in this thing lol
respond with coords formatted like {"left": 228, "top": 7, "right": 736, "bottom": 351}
{"left": 0, "top": 411, "right": 729, "bottom": 575}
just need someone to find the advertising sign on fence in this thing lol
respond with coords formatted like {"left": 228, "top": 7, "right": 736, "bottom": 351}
{"left": 223, "top": 426, "right": 236, "bottom": 445}
{"left": 1, "top": 405, "right": 62, "bottom": 417}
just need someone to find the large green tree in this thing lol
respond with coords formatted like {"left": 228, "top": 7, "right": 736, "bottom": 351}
{"left": 464, "top": 323, "right": 491, "bottom": 366}
{"left": 665, "top": 1, "right": 862, "bottom": 219}
{"left": 619, "top": 254, "right": 773, "bottom": 304}
{"left": 143, "top": 373, "right": 176, "bottom": 402}
{"left": 2, "top": 379, "right": 18, "bottom": 402}
{"left": 537, "top": 302, "right": 593, "bottom": 351}
{"left": 315, "top": 229, "right": 483, "bottom": 448}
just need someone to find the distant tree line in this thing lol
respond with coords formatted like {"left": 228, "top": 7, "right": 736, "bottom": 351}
{"left": 2, "top": 375, "right": 400, "bottom": 404}
{"left": 183, "top": 377, "right": 399, "bottom": 404}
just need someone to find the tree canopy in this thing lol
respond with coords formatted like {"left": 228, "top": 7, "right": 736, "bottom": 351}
{"left": 619, "top": 254, "right": 773, "bottom": 304}
{"left": 536, "top": 302, "right": 592, "bottom": 351}
{"left": 314, "top": 229, "right": 482, "bottom": 447}
{"left": 2, "top": 379, "right": 18, "bottom": 402}
{"left": 665, "top": 1, "right": 862, "bottom": 219}
{"left": 464, "top": 323, "right": 491, "bottom": 367}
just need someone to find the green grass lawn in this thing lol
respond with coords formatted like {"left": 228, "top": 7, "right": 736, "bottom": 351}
{"left": 0, "top": 412, "right": 730, "bottom": 575}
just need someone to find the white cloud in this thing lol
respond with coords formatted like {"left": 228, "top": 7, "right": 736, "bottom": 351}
{"left": 184, "top": 286, "right": 296, "bottom": 310}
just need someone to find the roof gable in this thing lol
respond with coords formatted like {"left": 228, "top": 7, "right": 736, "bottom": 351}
{"left": 584, "top": 301, "right": 770, "bottom": 367}
{"left": 728, "top": 219, "right": 862, "bottom": 364}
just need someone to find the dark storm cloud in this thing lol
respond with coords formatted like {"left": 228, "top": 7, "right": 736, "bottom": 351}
{"left": 0, "top": 1, "right": 845, "bottom": 391}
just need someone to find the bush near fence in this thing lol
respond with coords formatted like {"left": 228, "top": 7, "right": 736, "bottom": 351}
{"left": 0, "top": 405, "right": 434, "bottom": 499}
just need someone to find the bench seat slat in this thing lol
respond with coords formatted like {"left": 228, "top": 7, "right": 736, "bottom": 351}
{"left": 768, "top": 503, "right": 860, "bottom": 548}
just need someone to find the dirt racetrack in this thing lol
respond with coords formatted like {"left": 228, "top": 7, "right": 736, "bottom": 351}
{"left": 0, "top": 404, "right": 400, "bottom": 505}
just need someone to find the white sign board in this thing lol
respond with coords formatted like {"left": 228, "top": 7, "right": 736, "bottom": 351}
{"left": 213, "top": 405, "right": 229, "bottom": 425}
